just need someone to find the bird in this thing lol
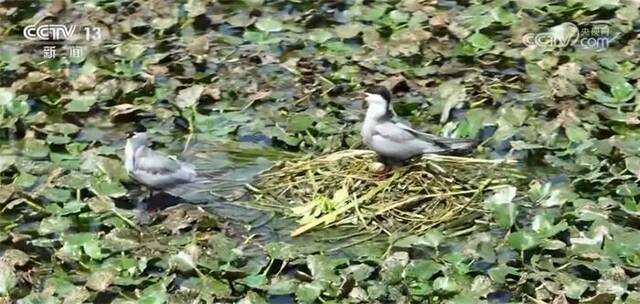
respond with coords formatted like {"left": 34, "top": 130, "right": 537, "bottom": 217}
{"left": 360, "top": 85, "right": 478, "bottom": 168}
{"left": 124, "top": 131, "right": 215, "bottom": 199}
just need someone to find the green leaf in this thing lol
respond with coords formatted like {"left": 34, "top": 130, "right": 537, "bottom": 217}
{"left": 22, "top": 138, "right": 49, "bottom": 159}
{"left": 241, "top": 274, "right": 267, "bottom": 289}
{"left": 185, "top": 0, "right": 206, "bottom": 17}
{"left": 333, "top": 23, "right": 363, "bottom": 39}
{"left": 89, "top": 178, "right": 127, "bottom": 198}
{"left": 586, "top": 88, "right": 615, "bottom": 105}
{"left": 611, "top": 81, "right": 636, "bottom": 102}
{"left": 404, "top": 260, "right": 442, "bottom": 282}
{"left": 488, "top": 264, "right": 518, "bottom": 284}
{"left": 449, "top": 292, "right": 483, "bottom": 304}
{"left": 60, "top": 233, "right": 104, "bottom": 260}
{"left": 490, "top": 6, "right": 516, "bottom": 24}
{"left": 86, "top": 269, "right": 116, "bottom": 291}
{"left": 296, "top": 282, "right": 323, "bottom": 304}
{"left": 138, "top": 282, "right": 168, "bottom": 304}
{"left": 5, "top": 95, "right": 28, "bottom": 117}
{"left": 39, "top": 216, "right": 72, "bottom": 235}
{"left": 307, "top": 255, "right": 344, "bottom": 283}
{"left": 82, "top": 238, "right": 103, "bottom": 260}
{"left": 485, "top": 186, "right": 518, "bottom": 228}
{"left": 540, "top": 188, "right": 576, "bottom": 207}
{"left": 570, "top": 0, "right": 620, "bottom": 10}
{"left": 208, "top": 278, "right": 232, "bottom": 297}
{"left": 243, "top": 31, "right": 272, "bottom": 44}
{"left": 265, "top": 242, "right": 296, "bottom": 260}
{"left": 420, "top": 229, "right": 444, "bottom": 248}
{"left": 616, "top": 183, "right": 640, "bottom": 196}
{"left": 116, "top": 42, "right": 146, "bottom": 60}
{"left": 0, "top": 46, "right": 20, "bottom": 70}
{"left": 45, "top": 123, "right": 80, "bottom": 135}
{"left": 467, "top": 32, "right": 493, "bottom": 50}
{"left": 598, "top": 70, "right": 626, "bottom": 87}
{"left": 267, "top": 277, "right": 298, "bottom": 295}
{"left": 287, "top": 114, "right": 314, "bottom": 132}
{"left": 507, "top": 231, "right": 539, "bottom": 251}
{"left": 0, "top": 88, "right": 15, "bottom": 106}
{"left": 433, "top": 276, "right": 460, "bottom": 293}
{"left": 65, "top": 95, "right": 97, "bottom": 112}
{"left": 14, "top": 172, "right": 37, "bottom": 188}
{"left": 0, "top": 155, "right": 15, "bottom": 173}
{"left": 557, "top": 273, "right": 590, "bottom": 299}
{"left": 47, "top": 134, "right": 71, "bottom": 145}
{"left": 227, "top": 13, "right": 254, "bottom": 27}
{"left": 626, "top": 156, "right": 640, "bottom": 178}
{"left": 381, "top": 252, "right": 408, "bottom": 284}
{"left": 388, "top": 10, "right": 410, "bottom": 23}
{"left": 435, "top": 78, "right": 467, "bottom": 124}
{"left": 531, "top": 214, "right": 568, "bottom": 238}
{"left": 0, "top": 262, "right": 16, "bottom": 295}
{"left": 59, "top": 172, "right": 91, "bottom": 189}
{"left": 565, "top": 126, "right": 590, "bottom": 143}
{"left": 255, "top": 17, "right": 283, "bottom": 32}
{"left": 238, "top": 291, "right": 267, "bottom": 304}
{"left": 343, "top": 264, "right": 374, "bottom": 282}
{"left": 308, "top": 29, "right": 333, "bottom": 43}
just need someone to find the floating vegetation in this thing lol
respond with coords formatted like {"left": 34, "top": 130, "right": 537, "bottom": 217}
{"left": 250, "top": 150, "right": 527, "bottom": 237}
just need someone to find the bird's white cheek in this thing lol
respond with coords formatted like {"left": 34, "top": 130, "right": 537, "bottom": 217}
{"left": 367, "top": 100, "right": 387, "bottom": 111}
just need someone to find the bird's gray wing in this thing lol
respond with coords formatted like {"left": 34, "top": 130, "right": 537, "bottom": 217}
{"left": 131, "top": 148, "right": 199, "bottom": 190}
{"left": 388, "top": 117, "right": 479, "bottom": 152}
{"left": 372, "top": 120, "right": 420, "bottom": 142}
{"left": 134, "top": 147, "right": 184, "bottom": 175}
{"left": 387, "top": 117, "right": 452, "bottom": 149}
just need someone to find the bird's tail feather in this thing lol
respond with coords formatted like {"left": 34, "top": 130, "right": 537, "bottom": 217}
{"left": 166, "top": 178, "right": 246, "bottom": 203}
{"left": 447, "top": 138, "right": 478, "bottom": 152}
{"left": 429, "top": 138, "right": 478, "bottom": 155}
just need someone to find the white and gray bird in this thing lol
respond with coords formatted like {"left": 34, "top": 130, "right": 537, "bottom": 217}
{"left": 361, "top": 86, "right": 477, "bottom": 165}
{"left": 124, "top": 131, "right": 213, "bottom": 198}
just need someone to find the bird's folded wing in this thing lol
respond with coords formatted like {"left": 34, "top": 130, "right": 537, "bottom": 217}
{"left": 388, "top": 118, "right": 452, "bottom": 149}
{"left": 373, "top": 121, "right": 418, "bottom": 142}
{"left": 134, "top": 147, "right": 183, "bottom": 175}
{"left": 395, "top": 121, "right": 440, "bottom": 139}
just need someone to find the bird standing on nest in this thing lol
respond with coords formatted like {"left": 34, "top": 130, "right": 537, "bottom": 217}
{"left": 360, "top": 85, "right": 478, "bottom": 173}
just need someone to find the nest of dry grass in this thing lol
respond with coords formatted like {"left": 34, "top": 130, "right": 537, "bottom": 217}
{"left": 248, "top": 150, "right": 527, "bottom": 237}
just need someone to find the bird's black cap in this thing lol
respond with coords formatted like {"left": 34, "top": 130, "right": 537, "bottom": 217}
{"left": 365, "top": 85, "right": 392, "bottom": 102}
{"left": 126, "top": 124, "right": 147, "bottom": 138}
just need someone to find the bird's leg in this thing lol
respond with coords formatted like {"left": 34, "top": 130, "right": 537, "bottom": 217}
{"left": 147, "top": 188, "right": 154, "bottom": 199}
{"left": 375, "top": 157, "right": 395, "bottom": 179}
{"left": 377, "top": 165, "right": 394, "bottom": 179}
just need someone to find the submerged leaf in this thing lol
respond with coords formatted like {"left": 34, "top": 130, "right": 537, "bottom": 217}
{"left": 175, "top": 85, "right": 204, "bottom": 108}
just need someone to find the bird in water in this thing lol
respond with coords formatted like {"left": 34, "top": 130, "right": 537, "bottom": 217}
{"left": 360, "top": 85, "right": 478, "bottom": 172}
{"left": 124, "top": 131, "right": 216, "bottom": 199}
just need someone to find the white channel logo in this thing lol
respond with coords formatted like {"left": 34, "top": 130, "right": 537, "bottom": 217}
{"left": 23, "top": 24, "right": 101, "bottom": 42}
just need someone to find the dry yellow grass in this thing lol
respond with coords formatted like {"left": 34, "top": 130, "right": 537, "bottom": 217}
{"left": 249, "top": 150, "right": 526, "bottom": 237}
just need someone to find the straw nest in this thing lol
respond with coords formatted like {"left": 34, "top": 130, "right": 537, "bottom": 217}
{"left": 248, "top": 150, "right": 526, "bottom": 237}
